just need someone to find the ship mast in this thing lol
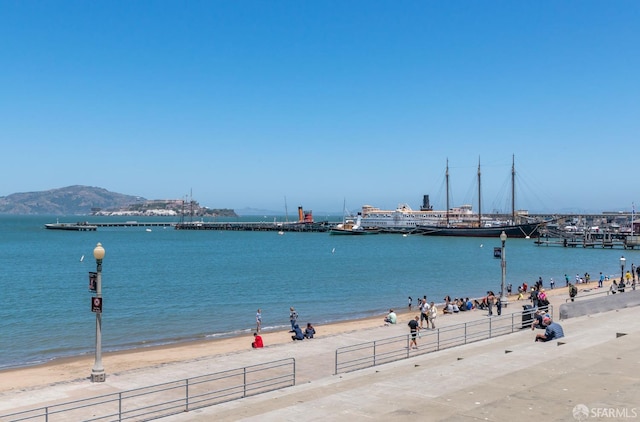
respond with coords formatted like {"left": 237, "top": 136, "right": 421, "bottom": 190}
{"left": 511, "top": 155, "right": 516, "bottom": 224}
{"left": 477, "top": 157, "right": 481, "bottom": 226}
{"left": 446, "top": 159, "right": 450, "bottom": 226}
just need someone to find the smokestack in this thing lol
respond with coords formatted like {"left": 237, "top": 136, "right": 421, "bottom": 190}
{"left": 421, "top": 195, "right": 432, "bottom": 211}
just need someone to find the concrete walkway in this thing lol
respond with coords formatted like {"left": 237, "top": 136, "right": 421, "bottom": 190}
{"left": 1, "top": 295, "right": 639, "bottom": 422}
{"left": 162, "top": 305, "right": 640, "bottom": 422}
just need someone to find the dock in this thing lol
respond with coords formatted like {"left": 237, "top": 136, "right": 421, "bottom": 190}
{"left": 44, "top": 222, "right": 98, "bottom": 231}
{"left": 174, "top": 221, "right": 331, "bottom": 232}
{"left": 45, "top": 220, "right": 332, "bottom": 233}
{"left": 535, "top": 227, "right": 640, "bottom": 249}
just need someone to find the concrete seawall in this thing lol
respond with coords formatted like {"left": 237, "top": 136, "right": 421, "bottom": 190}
{"left": 560, "top": 289, "right": 640, "bottom": 320}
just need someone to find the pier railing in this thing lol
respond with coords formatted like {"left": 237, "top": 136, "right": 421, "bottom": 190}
{"left": 334, "top": 307, "right": 553, "bottom": 375}
{"left": 0, "top": 358, "right": 295, "bottom": 422}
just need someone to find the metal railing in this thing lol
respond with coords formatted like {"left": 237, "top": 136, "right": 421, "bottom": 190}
{"left": 0, "top": 357, "right": 295, "bottom": 422}
{"left": 335, "top": 307, "right": 553, "bottom": 374}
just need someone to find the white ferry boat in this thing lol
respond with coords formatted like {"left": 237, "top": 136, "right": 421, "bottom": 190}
{"left": 359, "top": 201, "right": 476, "bottom": 232}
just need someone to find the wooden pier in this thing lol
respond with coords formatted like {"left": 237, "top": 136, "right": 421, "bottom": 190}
{"left": 45, "top": 220, "right": 332, "bottom": 233}
{"left": 174, "top": 221, "right": 331, "bottom": 232}
{"left": 535, "top": 228, "right": 640, "bottom": 249}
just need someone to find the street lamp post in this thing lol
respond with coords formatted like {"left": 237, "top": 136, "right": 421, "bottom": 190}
{"left": 91, "top": 242, "right": 106, "bottom": 382}
{"left": 500, "top": 231, "right": 507, "bottom": 308}
{"left": 620, "top": 255, "right": 626, "bottom": 286}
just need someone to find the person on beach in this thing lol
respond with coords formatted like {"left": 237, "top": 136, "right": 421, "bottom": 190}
{"left": 569, "top": 283, "right": 578, "bottom": 302}
{"left": 289, "top": 307, "right": 298, "bottom": 332}
{"left": 565, "top": 274, "right": 569, "bottom": 287}
{"left": 304, "top": 323, "right": 316, "bottom": 339}
{"left": 535, "top": 317, "right": 564, "bottom": 342}
{"left": 256, "top": 309, "right": 262, "bottom": 333}
{"left": 384, "top": 309, "right": 397, "bottom": 325}
{"left": 291, "top": 324, "right": 304, "bottom": 341}
{"left": 618, "top": 279, "right": 625, "bottom": 293}
{"left": 486, "top": 291, "right": 496, "bottom": 316}
{"left": 408, "top": 296, "right": 412, "bottom": 311}
{"left": 408, "top": 316, "right": 420, "bottom": 349}
{"left": 419, "top": 300, "right": 429, "bottom": 328}
{"left": 599, "top": 272, "right": 604, "bottom": 288}
{"left": 610, "top": 280, "right": 617, "bottom": 294}
{"left": 550, "top": 278, "right": 555, "bottom": 289}
{"left": 252, "top": 332, "right": 264, "bottom": 348}
{"left": 428, "top": 301, "right": 437, "bottom": 329}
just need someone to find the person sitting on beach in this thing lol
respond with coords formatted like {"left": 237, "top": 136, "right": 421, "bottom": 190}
{"left": 451, "top": 301, "right": 460, "bottom": 313}
{"left": 291, "top": 324, "right": 305, "bottom": 341}
{"left": 465, "top": 298, "right": 473, "bottom": 310}
{"left": 384, "top": 309, "right": 397, "bottom": 325}
{"left": 535, "top": 317, "right": 564, "bottom": 342}
{"left": 304, "top": 323, "right": 316, "bottom": 339}
{"left": 457, "top": 299, "right": 467, "bottom": 312}
{"left": 610, "top": 280, "right": 617, "bottom": 294}
{"left": 252, "top": 332, "right": 264, "bottom": 348}
{"left": 443, "top": 302, "right": 454, "bottom": 314}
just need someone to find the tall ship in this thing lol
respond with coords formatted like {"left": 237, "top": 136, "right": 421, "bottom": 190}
{"left": 417, "top": 156, "right": 547, "bottom": 238}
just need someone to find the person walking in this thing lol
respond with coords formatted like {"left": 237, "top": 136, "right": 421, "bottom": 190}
{"left": 408, "top": 316, "right": 420, "bottom": 349}
{"left": 255, "top": 309, "right": 262, "bottom": 333}
{"left": 289, "top": 307, "right": 298, "bottom": 332}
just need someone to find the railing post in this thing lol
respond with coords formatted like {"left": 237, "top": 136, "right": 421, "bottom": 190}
{"left": 243, "top": 367, "right": 247, "bottom": 397}
{"left": 185, "top": 379, "right": 189, "bottom": 412}
{"left": 293, "top": 358, "right": 296, "bottom": 386}
{"left": 373, "top": 341, "right": 376, "bottom": 367}
{"left": 464, "top": 323, "right": 467, "bottom": 344}
{"left": 335, "top": 349, "right": 338, "bottom": 375}
{"left": 119, "top": 392, "right": 123, "bottom": 422}
{"left": 437, "top": 329, "right": 440, "bottom": 351}
{"left": 45, "top": 406, "right": 49, "bottom": 422}
{"left": 407, "top": 335, "right": 410, "bottom": 358}
{"left": 489, "top": 316, "right": 492, "bottom": 338}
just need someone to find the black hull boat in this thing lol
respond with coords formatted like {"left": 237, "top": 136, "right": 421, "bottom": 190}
{"left": 418, "top": 221, "right": 545, "bottom": 238}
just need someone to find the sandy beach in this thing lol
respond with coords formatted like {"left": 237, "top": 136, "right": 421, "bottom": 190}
{"left": 0, "top": 276, "right": 618, "bottom": 394}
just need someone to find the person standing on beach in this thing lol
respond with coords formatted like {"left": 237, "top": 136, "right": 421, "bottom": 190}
{"left": 419, "top": 299, "right": 429, "bottom": 329}
{"left": 408, "top": 296, "right": 412, "bottom": 311}
{"left": 599, "top": 272, "right": 605, "bottom": 288}
{"left": 256, "top": 309, "right": 262, "bottom": 333}
{"left": 569, "top": 283, "right": 578, "bottom": 301}
{"left": 289, "top": 307, "right": 298, "bottom": 332}
{"left": 428, "top": 301, "right": 437, "bottom": 329}
{"left": 486, "top": 291, "right": 495, "bottom": 316}
{"left": 408, "top": 316, "right": 419, "bottom": 349}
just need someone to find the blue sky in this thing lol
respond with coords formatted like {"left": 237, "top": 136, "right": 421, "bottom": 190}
{"left": 1, "top": 1, "right": 639, "bottom": 214}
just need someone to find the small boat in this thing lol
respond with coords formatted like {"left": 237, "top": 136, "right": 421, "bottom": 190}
{"left": 329, "top": 213, "right": 380, "bottom": 235}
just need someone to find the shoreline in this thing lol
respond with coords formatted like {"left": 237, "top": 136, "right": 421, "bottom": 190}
{"left": 0, "top": 276, "right": 621, "bottom": 393}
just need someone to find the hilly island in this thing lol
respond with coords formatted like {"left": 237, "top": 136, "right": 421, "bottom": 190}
{"left": 0, "top": 185, "right": 237, "bottom": 217}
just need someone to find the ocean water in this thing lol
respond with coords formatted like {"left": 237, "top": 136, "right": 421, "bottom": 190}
{"left": 0, "top": 215, "right": 636, "bottom": 369}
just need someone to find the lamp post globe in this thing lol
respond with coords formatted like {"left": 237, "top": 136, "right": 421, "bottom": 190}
{"left": 91, "top": 242, "right": 106, "bottom": 382}
{"left": 500, "top": 231, "right": 507, "bottom": 307}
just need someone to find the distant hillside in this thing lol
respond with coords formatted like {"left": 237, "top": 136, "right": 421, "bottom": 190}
{"left": 0, "top": 186, "right": 143, "bottom": 215}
